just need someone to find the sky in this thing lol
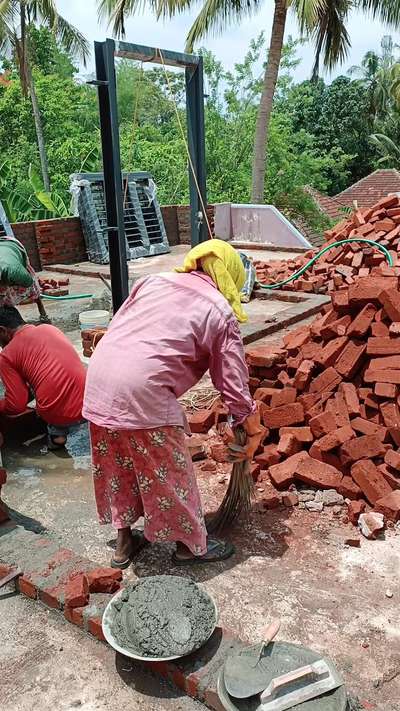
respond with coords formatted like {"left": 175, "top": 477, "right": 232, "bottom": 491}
{"left": 57, "top": 0, "right": 399, "bottom": 83}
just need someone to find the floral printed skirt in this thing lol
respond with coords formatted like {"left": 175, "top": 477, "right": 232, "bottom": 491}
{"left": 89, "top": 423, "right": 207, "bottom": 556}
{"left": 0, "top": 264, "right": 41, "bottom": 306}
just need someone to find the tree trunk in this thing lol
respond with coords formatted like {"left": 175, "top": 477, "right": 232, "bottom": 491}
{"left": 28, "top": 69, "right": 51, "bottom": 192}
{"left": 251, "top": 0, "right": 287, "bottom": 203}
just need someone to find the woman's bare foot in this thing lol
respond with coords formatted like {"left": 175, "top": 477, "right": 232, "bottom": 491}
{"left": 114, "top": 528, "right": 133, "bottom": 563}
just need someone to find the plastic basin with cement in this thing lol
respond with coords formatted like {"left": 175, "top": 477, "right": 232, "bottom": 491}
{"left": 102, "top": 575, "right": 218, "bottom": 662}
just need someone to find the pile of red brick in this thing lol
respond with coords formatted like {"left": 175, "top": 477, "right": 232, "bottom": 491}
{"left": 39, "top": 276, "right": 70, "bottom": 297}
{"left": 255, "top": 195, "right": 400, "bottom": 293}
{"left": 243, "top": 272, "right": 400, "bottom": 533}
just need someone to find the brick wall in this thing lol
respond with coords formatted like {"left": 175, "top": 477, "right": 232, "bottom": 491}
{"left": 12, "top": 221, "right": 41, "bottom": 271}
{"left": 176, "top": 205, "right": 215, "bottom": 244}
{"left": 35, "top": 217, "right": 87, "bottom": 266}
{"left": 161, "top": 205, "right": 179, "bottom": 246}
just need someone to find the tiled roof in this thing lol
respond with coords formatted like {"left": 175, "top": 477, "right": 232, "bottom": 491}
{"left": 305, "top": 187, "right": 348, "bottom": 222}
{"left": 335, "top": 169, "right": 400, "bottom": 208}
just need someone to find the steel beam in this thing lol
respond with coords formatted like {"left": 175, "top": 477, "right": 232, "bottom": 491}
{"left": 186, "top": 57, "right": 208, "bottom": 246}
{"left": 94, "top": 39, "right": 129, "bottom": 313}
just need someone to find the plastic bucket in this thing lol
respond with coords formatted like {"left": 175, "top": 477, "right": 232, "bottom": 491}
{"left": 79, "top": 310, "right": 110, "bottom": 331}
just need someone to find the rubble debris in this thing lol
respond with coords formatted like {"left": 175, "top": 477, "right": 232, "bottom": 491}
{"left": 358, "top": 512, "right": 385, "bottom": 539}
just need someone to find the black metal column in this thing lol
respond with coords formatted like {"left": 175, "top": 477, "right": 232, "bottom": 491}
{"left": 185, "top": 57, "right": 208, "bottom": 246}
{"left": 94, "top": 39, "right": 129, "bottom": 312}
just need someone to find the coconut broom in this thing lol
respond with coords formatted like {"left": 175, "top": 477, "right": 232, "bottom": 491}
{"left": 206, "top": 425, "right": 254, "bottom": 534}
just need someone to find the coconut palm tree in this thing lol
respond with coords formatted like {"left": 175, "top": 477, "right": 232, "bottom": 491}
{"left": 0, "top": 1, "right": 90, "bottom": 191}
{"left": 349, "top": 35, "right": 400, "bottom": 119}
{"left": 99, "top": 0, "right": 400, "bottom": 203}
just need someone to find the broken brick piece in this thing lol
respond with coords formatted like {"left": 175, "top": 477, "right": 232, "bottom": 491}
{"left": 375, "top": 382, "right": 397, "bottom": 399}
{"left": 375, "top": 490, "right": 400, "bottom": 522}
{"left": 347, "top": 499, "right": 366, "bottom": 525}
{"left": 341, "top": 435, "right": 386, "bottom": 464}
{"left": 246, "top": 345, "right": 285, "bottom": 368}
{"left": 371, "top": 322, "right": 389, "bottom": 337}
{"left": 378, "top": 463, "right": 400, "bottom": 490}
{"left": 269, "top": 452, "right": 308, "bottom": 490}
{"left": 64, "top": 573, "right": 89, "bottom": 609}
{"left": 349, "top": 277, "right": 398, "bottom": 305}
{"left": 359, "top": 512, "right": 385, "bottom": 539}
{"left": 255, "top": 444, "right": 280, "bottom": 469}
{"left": 262, "top": 402, "right": 304, "bottom": 429}
{"left": 350, "top": 417, "right": 387, "bottom": 442}
{"left": 316, "top": 337, "right": 348, "bottom": 369}
{"left": 347, "top": 303, "right": 377, "bottom": 337}
{"left": 339, "top": 476, "right": 362, "bottom": 500}
{"left": 283, "top": 326, "right": 310, "bottom": 351}
{"left": 309, "top": 411, "right": 337, "bottom": 438}
{"left": 351, "top": 459, "right": 392, "bottom": 505}
{"left": 293, "top": 360, "right": 315, "bottom": 391}
{"left": 259, "top": 488, "right": 282, "bottom": 510}
{"left": 309, "top": 367, "right": 342, "bottom": 395}
{"left": 187, "top": 409, "right": 215, "bottom": 434}
{"left": 364, "top": 368, "right": 400, "bottom": 384}
{"left": 367, "top": 337, "right": 400, "bottom": 355}
{"left": 87, "top": 567, "right": 123, "bottom": 594}
{"left": 294, "top": 453, "right": 342, "bottom": 490}
{"left": 384, "top": 448, "right": 400, "bottom": 471}
{"left": 277, "top": 434, "right": 301, "bottom": 458}
{"left": 279, "top": 426, "right": 313, "bottom": 443}
{"left": 282, "top": 492, "right": 298, "bottom": 507}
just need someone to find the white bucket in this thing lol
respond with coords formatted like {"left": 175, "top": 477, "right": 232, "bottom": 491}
{"left": 79, "top": 310, "right": 110, "bottom": 331}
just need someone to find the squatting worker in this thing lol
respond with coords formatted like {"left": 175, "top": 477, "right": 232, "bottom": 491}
{"left": 0, "top": 306, "right": 86, "bottom": 448}
{"left": 83, "top": 240, "right": 265, "bottom": 569}
{"left": 0, "top": 233, "right": 49, "bottom": 322}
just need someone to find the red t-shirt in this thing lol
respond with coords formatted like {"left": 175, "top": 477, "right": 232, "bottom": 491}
{"left": 0, "top": 324, "right": 86, "bottom": 425}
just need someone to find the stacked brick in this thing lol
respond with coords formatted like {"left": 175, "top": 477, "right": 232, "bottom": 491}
{"left": 39, "top": 277, "right": 70, "bottom": 297}
{"left": 81, "top": 328, "right": 107, "bottom": 358}
{"left": 243, "top": 273, "right": 400, "bottom": 530}
{"left": 255, "top": 195, "right": 400, "bottom": 293}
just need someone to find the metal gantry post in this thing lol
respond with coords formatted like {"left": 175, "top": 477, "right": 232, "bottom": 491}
{"left": 186, "top": 57, "right": 208, "bottom": 246}
{"left": 94, "top": 39, "right": 129, "bottom": 313}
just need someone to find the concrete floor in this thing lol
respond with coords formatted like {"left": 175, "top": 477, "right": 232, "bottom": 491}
{"left": 3, "top": 426, "right": 400, "bottom": 710}
{"left": 0, "top": 592, "right": 201, "bottom": 711}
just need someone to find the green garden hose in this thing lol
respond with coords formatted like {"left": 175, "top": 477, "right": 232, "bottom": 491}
{"left": 41, "top": 293, "right": 93, "bottom": 300}
{"left": 258, "top": 238, "right": 393, "bottom": 290}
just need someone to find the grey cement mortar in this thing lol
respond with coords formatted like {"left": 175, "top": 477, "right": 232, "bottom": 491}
{"left": 109, "top": 575, "right": 216, "bottom": 658}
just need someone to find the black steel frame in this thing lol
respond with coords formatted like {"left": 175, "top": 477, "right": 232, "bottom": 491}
{"left": 93, "top": 39, "right": 207, "bottom": 312}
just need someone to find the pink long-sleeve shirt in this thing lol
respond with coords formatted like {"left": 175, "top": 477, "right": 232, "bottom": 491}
{"left": 83, "top": 271, "right": 254, "bottom": 430}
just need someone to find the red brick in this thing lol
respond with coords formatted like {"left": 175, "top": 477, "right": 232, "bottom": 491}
{"left": 293, "top": 360, "right": 315, "bottom": 390}
{"left": 87, "top": 616, "right": 106, "bottom": 642}
{"left": 347, "top": 500, "right": 366, "bottom": 525}
{"left": 277, "top": 434, "right": 301, "bottom": 457}
{"left": 350, "top": 417, "right": 388, "bottom": 441}
{"left": 283, "top": 326, "right": 310, "bottom": 351}
{"left": 65, "top": 573, "right": 90, "bottom": 609}
{"left": 316, "top": 337, "right": 348, "bottom": 368}
{"left": 336, "top": 340, "right": 366, "bottom": 378}
{"left": 187, "top": 410, "right": 215, "bottom": 434}
{"left": 279, "top": 426, "right": 313, "bottom": 443}
{"left": 270, "top": 387, "right": 297, "bottom": 408}
{"left": 378, "top": 463, "right": 400, "bottom": 490}
{"left": 371, "top": 322, "right": 389, "bottom": 337}
{"left": 246, "top": 345, "right": 285, "bottom": 368}
{"left": 338, "top": 383, "right": 360, "bottom": 416}
{"left": 331, "top": 290, "right": 349, "bottom": 311}
{"left": 255, "top": 444, "right": 280, "bottom": 469}
{"left": 64, "top": 605, "right": 84, "bottom": 627}
{"left": 351, "top": 460, "right": 392, "bottom": 505}
{"left": 384, "top": 449, "right": 400, "bottom": 471}
{"left": 349, "top": 277, "right": 398, "bottom": 305}
{"left": 375, "top": 382, "right": 397, "bottom": 398}
{"left": 375, "top": 490, "right": 400, "bottom": 522}
{"left": 262, "top": 402, "right": 304, "bottom": 429}
{"left": 294, "top": 453, "right": 343, "bottom": 490}
{"left": 364, "top": 368, "right": 400, "bottom": 384}
{"left": 379, "top": 287, "right": 400, "bottom": 321}
{"left": 339, "top": 476, "right": 362, "bottom": 500}
{"left": 380, "top": 401, "right": 400, "bottom": 429}
{"left": 253, "top": 387, "right": 276, "bottom": 403}
{"left": 87, "top": 568, "right": 122, "bottom": 594}
{"left": 320, "top": 315, "right": 351, "bottom": 339}
{"left": 309, "top": 367, "right": 342, "bottom": 394}
{"left": 259, "top": 488, "right": 282, "bottom": 509}
{"left": 367, "top": 337, "right": 400, "bottom": 355}
{"left": 40, "top": 585, "right": 65, "bottom": 610}
{"left": 18, "top": 576, "right": 37, "bottom": 599}
{"left": 309, "top": 411, "right": 337, "bottom": 438}
{"left": 369, "top": 355, "right": 400, "bottom": 370}
{"left": 310, "top": 425, "right": 355, "bottom": 455}
{"left": 341, "top": 435, "right": 386, "bottom": 463}
{"left": 282, "top": 492, "right": 298, "bottom": 507}
{"left": 269, "top": 452, "right": 308, "bottom": 490}
{"left": 325, "top": 393, "right": 351, "bottom": 428}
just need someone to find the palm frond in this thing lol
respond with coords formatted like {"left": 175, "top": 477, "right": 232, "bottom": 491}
{"left": 186, "top": 0, "right": 261, "bottom": 52}
{"left": 99, "top": 0, "right": 203, "bottom": 37}
{"left": 29, "top": 0, "right": 58, "bottom": 26}
{"left": 360, "top": 0, "right": 400, "bottom": 27}
{"left": 54, "top": 15, "right": 90, "bottom": 63}
{"left": 310, "top": 0, "right": 351, "bottom": 77}
{"left": 291, "top": 0, "right": 329, "bottom": 33}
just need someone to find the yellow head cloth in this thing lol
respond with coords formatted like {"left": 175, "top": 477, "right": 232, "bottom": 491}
{"left": 175, "top": 240, "right": 248, "bottom": 323}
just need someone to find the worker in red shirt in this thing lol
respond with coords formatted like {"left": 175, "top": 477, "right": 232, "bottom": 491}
{"left": 0, "top": 306, "right": 86, "bottom": 448}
